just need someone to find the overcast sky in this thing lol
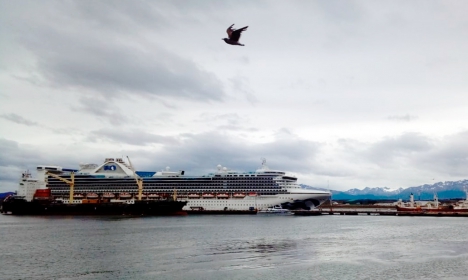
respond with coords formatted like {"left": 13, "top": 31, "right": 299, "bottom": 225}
{"left": 1, "top": 0, "right": 468, "bottom": 192}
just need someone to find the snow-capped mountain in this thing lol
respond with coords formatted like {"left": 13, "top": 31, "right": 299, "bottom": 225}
{"left": 301, "top": 179, "right": 468, "bottom": 200}
{"left": 345, "top": 187, "right": 404, "bottom": 196}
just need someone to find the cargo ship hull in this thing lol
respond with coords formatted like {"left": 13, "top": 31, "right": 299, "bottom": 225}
{"left": 396, "top": 205, "right": 468, "bottom": 213}
{"left": 1, "top": 197, "right": 187, "bottom": 216}
{"left": 396, "top": 193, "right": 468, "bottom": 213}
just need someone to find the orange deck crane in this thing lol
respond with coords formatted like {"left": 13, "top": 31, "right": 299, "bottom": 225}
{"left": 46, "top": 171, "right": 75, "bottom": 203}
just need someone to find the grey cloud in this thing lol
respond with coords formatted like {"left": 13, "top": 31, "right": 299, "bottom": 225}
{"left": 0, "top": 139, "right": 25, "bottom": 167}
{"left": 216, "top": 125, "right": 258, "bottom": 132}
{"left": 0, "top": 138, "right": 44, "bottom": 191}
{"left": 147, "top": 131, "right": 322, "bottom": 175}
{"left": 326, "top": 132, "right": 468, "bottom": 189}
{"left": 414, "top": 131, "right": 468, "bottom": 177}
{"left": 73, "top": 97, "right": 130, "bottom": 125}
{"left": 36, "top": 37, "right": 223, "bottom": 101}
{"left": 229, "top": 76, "right": 258, "bottom": 105}
{"left": 197, "top": 113, "right": 242, "bottom": 123}
{"left": 349, "top": 131, "right": 468, "bottom": 183}
{"left": 365, "top": 132, "right": 433, "bottom": 167}
{"left": 238, "top": 56, "right": 250, "bottom": 64}
{"left": 196, "top": 113, "right": 258, "bottom": 132}
{"left": 0, "top": 114, "right": 80, "bottom": 136}
{"left": 0, "top": 166, "right": 24, "bottom": 185}
{"left": 1, "top": 114, "right": 39, "bottom": 127}
{"left": 105, "top": 130, "right": 322, "bottom": 176}
{"left": 88, "top": 129, "right": 179, "bottom": 146}
{"left": 0, "top": 138, "right": 105, "bottom": 192}
{"left": 316, "top": 0, "right": 364, "bottom": 23}
{"left": 388, "top": 114, "right": 418, "bottom": 122}
{"left": 72, "top": 1, "right": 173, "bottom": 32}
{"left": 5, "top": 1, "right": 225, "bottom": 102}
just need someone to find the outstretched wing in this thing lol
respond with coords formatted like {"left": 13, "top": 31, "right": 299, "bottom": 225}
{"left": 226, "top": 24, "right": 234, "bottom": 38}
{"left": 230, "top": 26, "right": 248, "bottom": 42}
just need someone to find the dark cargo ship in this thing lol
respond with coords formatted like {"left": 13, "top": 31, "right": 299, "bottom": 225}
{"left": 1, "top": 189, "right": 187, "bottom": 216}
{"left": 1, "top": 171, "right": 187, "bottom": 216}
{"left": 1, "top": 192, "right": 187, "bottom": 216}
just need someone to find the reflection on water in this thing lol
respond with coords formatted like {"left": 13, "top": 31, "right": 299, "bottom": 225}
{"left": 1, "top": 215, "right": 468, "bottom": 280}
{"left": 210, "top": 239, "right": 298, "bottom": 255}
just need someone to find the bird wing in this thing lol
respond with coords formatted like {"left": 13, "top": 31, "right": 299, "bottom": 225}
{"left": 226, "top": 24, "right": 234, "bottom": 38}
{"left": 230, "top": 26, "right": 248, "bottom": 42}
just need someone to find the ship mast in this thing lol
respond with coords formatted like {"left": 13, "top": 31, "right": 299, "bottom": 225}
{"left": 46, "top": 171, "right": 75, "bottom": 203}
{"left": 127, "top": 156, "right": 143, "bottom": 201}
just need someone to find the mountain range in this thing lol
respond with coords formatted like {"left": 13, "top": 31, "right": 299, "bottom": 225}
{"left": 0, "top": 192, "right": 14, "bottom": 199}
{"left": 301, "top": 179, "right": 468, "bottom": 201}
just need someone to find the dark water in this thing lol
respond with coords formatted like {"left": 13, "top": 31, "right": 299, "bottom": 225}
{"left": 1, "top": 214, "right": 468, "bottom": 280}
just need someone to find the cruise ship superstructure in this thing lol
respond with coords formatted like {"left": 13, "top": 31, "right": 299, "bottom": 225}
{"left": 18, "top": 158, "right": 331, "bottom": 211}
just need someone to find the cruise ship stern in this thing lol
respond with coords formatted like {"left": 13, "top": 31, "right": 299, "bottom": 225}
{"left": 286, "top": 189, "right": 331, "bottom": 209}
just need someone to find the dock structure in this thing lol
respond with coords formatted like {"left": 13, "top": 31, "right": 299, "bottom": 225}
{"left": 293, "top": 207, "right": 468, "bottom": 217}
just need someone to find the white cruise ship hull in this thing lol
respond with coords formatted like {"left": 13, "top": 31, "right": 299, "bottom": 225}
{"left": 181, "top": 189, "right": 330, "bottom": 211}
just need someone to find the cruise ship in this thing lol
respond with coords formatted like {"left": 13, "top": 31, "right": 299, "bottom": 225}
{"left": 18, "top": 158, "right": 331, "bottom": 211}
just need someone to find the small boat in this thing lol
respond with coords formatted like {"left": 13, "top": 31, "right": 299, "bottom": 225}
{"left": 233, "top": 193, "right": 246, "bottom": 199}
{"left": 73, "top": 194, "right": 85, "bottom": 199}
{"left": 102, "top": 193, "right": 115, "bottom": 199}
{"left": 86, "top": 193, "right": 99, "bottom": 199}
{"left": 258, "top": 205, "right": 292, "bottom": 215}
{"left": 202, "top": 193, "right": 215, "bottom": 199}
{"left": 217, "top": 193, "right": 229, "bottom": 199}
{"left": 248, "top": 192, "right": 258, "bottom": 197}
{"left": 188, "top": 193, "right": 200, "bottom": 199}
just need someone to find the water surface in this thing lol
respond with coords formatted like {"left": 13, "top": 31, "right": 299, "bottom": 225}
{"left": 1, "top": 214, "right": 467, "bottom": 279}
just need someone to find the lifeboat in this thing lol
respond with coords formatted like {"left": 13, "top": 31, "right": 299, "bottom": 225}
{"left": 133, "top": 194, "right": 147, "bottom": 199}
{"left": 148, "top": 193, "right": 160, "bottom": 199}
{"left": 248, "top": 192, "right": 258, "bottom": 197}
{"left": 188, "top": 193, "right": 200, "bottom": 199}
{"left": 102, "top": 193, "right": 115, "bottom": 199}
{"left": 233, "top": 193, "right": 246, "bottom": 198}
{"left": 202, "top": 193, "right": 215, "bottom": 199}
{"left": 119, "top": 193, "right": 132, "bottom": 199}
{"left": 86, "top": 193, "right": 99, "bottom": 199}
{"left": 217, "top": 193, "right": 229, "bottom": 199}
{"left": 73, "top": 194, "right": 85, "bottom": 199}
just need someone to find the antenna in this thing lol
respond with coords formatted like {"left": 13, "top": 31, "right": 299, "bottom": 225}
{"left": 260, "top": 158, "right": 268, "bottom": 170}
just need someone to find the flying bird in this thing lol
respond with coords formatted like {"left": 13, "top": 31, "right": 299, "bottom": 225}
{"left": 222, "top": 24, "right": 248, "bottom": 46}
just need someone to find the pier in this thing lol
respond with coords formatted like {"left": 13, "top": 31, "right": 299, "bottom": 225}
{"left": 293, "top": 207, "right": 468, "bottom": 217}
